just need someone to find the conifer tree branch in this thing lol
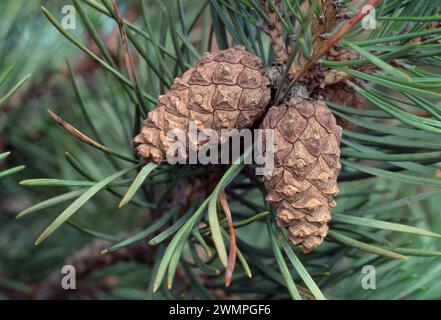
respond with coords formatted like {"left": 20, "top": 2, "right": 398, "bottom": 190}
{"left": 289, "top": 0, "right": 380, "bottom": 85}
{"left": 290, "top": 0, "right": 352, "bottom": 77}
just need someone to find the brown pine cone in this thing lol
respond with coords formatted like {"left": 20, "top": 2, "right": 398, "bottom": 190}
{"left": 260, "top": 97, "right": 342, "bottom": 253}
{"left": 134, "top": 45, "right": 271, "bottom": 163}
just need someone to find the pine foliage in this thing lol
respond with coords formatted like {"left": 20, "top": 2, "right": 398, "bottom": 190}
{"left": 2, "top": 0, "right": 441, "bottom": 299}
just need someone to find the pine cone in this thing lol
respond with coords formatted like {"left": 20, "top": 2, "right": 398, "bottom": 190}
{"left": 134, "top": 45, "right": 271, "bottom": 163}
{"left": 260, "top": 97, "right": 342, "bottom": 253}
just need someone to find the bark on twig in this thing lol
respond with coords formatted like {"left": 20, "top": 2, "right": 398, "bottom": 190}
{"left": 262, "top": 0, "right": 289, "bottom": 65}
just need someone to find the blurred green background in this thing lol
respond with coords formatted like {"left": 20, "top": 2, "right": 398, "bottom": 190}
{"left": 1, "top": 0, "right": 441, "bottom": 300}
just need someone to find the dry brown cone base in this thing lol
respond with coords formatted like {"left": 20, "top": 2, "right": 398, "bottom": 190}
{"left": 134, "top": 45, "right": 271, "bottom": 163}
{"left": 260, "top": 97, "right": 342, "bottom": 253}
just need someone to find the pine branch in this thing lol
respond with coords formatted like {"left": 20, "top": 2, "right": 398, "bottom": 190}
{"left": 6, "top": 0, "right": 441, "bottom": 301}
{"left": 289, "top": 0, "right": 381, "bottom": 85}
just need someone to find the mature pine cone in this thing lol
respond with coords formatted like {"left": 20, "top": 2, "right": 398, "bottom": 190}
{"left": 260, "top": 97, "right": 342, "bottom": 253}
{"left": 134, "top": 45, "right": 271, "bottom": 163}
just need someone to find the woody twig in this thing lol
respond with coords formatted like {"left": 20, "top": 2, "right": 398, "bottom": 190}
{"left": 262, "top": 0, "right": 289, "bottom": 65}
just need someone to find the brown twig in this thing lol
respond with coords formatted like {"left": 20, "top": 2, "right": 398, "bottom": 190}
{"left": 289, "top": 0, "right": 381, "bottom": 87}
{"left": 219, "top": 190, "right": 237, "bottom": 287}
{"left": 262, "top": 0, "right": 289, "bottom": 64}
{"left": 311, "top": 1, "right": 351, "bottom": 52}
